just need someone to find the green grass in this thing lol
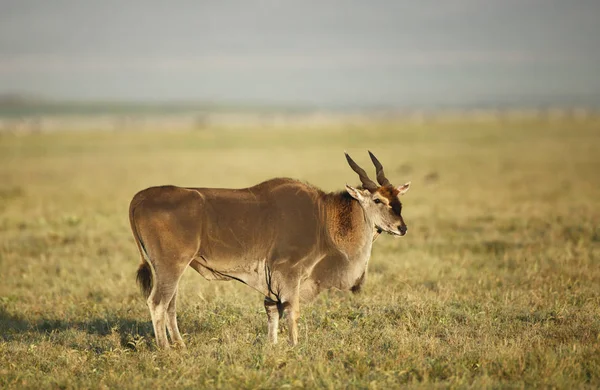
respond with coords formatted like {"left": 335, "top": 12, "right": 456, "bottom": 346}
{"left": 1, "top": 118, "right": 599, "bottom": 388}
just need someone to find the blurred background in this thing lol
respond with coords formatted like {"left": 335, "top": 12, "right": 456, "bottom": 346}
{"left": 1, "top": 0, "right": 599, "bottom": 130}
{"left": 1, "top": 2, "right": 600, "bottom": 387}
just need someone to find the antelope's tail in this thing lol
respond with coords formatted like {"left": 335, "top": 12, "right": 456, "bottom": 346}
{"left": 129, "top": 197, "right": 153, "bottom": 300}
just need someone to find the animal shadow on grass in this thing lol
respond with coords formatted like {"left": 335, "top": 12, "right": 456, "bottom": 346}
{"left": 0, "top": 307, "right": 154, "bottom": 351}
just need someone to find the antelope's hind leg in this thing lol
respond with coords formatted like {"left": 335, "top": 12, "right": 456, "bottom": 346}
{"left": 147, "top": 259, "right": 189, "bottom": 349}
{"left": 166, "top": 286, "right": 185, "bottom": 348}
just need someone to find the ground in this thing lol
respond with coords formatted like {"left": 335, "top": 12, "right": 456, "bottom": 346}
{"left": 1, "top": 117, "right": 599, "bottom": 388}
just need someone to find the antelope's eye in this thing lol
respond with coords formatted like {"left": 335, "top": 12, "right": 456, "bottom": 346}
{"left": 374, "top": 199, "right": 382, "bottom": 204}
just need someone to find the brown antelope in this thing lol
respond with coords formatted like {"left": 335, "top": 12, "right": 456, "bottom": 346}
{"left": 129, "top": 151, "right": 410, "bottom": 348}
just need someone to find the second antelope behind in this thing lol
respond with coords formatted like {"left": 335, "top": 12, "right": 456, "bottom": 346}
{"left": 129, "top": 151, "right": 411, "bottom": 348}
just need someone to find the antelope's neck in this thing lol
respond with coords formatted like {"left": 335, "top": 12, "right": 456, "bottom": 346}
{"left": 324, "top": 191, "right": 373, "bottom": 254}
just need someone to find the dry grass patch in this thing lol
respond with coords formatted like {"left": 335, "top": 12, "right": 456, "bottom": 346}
{"left": 1, "top": 119, "right": 599, "bottom": 388}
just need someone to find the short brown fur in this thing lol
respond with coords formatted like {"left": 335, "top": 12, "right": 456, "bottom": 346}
{"left": 129, "top": 152, "right": 410, "bottom": 348}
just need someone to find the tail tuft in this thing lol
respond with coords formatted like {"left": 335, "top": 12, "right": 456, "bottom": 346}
{"left": 136, "top": 262, "right": 153, "bottom": 299}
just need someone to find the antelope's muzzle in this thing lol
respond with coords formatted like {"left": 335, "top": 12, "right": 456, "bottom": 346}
{"left": 398, "top": 224, "right": 408, "bottom": 236}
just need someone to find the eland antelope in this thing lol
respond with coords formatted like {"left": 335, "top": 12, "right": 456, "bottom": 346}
{"left": 129, "top": 151, "right": 410, "bottom": 348}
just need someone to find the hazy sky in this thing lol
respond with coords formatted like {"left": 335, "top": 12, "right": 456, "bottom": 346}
{"left": 1, "top": 0, "right": 599, "bottom": 107}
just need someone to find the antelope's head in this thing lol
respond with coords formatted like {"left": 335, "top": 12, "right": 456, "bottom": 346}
{"left": 344, "top": 151, "right": 411, "bottom": 237}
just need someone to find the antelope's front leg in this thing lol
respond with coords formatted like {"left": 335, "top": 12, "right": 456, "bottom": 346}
{"left": 264, "top": 297, "right": 280, "bottom": 344}
{"left": 282, "top": 298, "right": 300, "bottom": 346}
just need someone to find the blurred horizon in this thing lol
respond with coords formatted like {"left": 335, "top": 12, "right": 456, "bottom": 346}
{"left": 1, "top": 0, "right": 600, "bottom": 109}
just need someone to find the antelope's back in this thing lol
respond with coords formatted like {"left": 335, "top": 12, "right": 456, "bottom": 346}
{"left": 193, "top": 178, "right": 325, "bottom": 261}
{"left": 129, "top": 179, "right": 327, "bottom": 263}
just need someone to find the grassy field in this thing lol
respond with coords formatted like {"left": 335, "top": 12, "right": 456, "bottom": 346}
{"left": 1, "top": 118, "right": 599, "bottom": 388}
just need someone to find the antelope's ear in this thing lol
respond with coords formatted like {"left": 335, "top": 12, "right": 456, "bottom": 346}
{"left": 397, "top": 181, "right": 411, "bottom": 196}
{"left": 346, "top": 184, "right": 366, "bottom": 202}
